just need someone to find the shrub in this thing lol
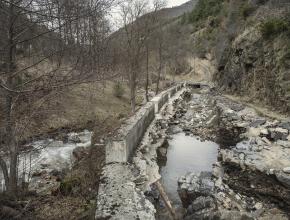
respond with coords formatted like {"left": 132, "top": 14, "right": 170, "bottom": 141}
{"left": 188, "top": 0, "right": 224, "bottom": 24}
{"left": 113, "top": 82, "right": 125, "bottom": 98}
{"left": 180, "top": 13, "right": 187, "bottom": 25}
{"left": 240, "top": 3, "right": 256, "bottom": 19}
{"left": 59, "top": 177, "right": 81, "bottom": 196}
{"left": 260, "top": 18, "right": 289, "bottom": 39}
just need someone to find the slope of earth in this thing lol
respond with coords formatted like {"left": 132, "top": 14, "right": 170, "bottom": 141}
{"left": 180, "top": 0, "right": 290, "bottom": 113}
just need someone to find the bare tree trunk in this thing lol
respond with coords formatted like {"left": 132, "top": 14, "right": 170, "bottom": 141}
{"left": 5, "top": 0, "right": 18, "bottom": 196}
{"left": 145, "top": 43, "right": 149, "bottom": 102}
{"left": 0, "top": 157, "right": 9, "bottom": 190}
{"left": 156, "top": 41, "right": 162, "bottom": 95}
{"left": 0, "top": 0, "right": 116, "bottom": 197}
{"left": 130, "top": 68, "right": 136, "bottom": 113}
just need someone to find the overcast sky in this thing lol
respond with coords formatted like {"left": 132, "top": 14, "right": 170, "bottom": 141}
{"left": 167, "top": 0, "right": 189, "bottom": 7}
{"left": 109, "top": 0, "right": 190, "bottom": 30}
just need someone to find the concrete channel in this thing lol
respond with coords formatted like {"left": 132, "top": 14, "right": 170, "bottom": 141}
{"left": 96, "top": 83, "right": 185, "bottom": 219}
{"left": 105, "top": 84, "right": 184, "bottom": 164}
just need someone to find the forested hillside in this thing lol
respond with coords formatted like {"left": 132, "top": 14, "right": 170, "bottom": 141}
{"left": 166, "top": 0, "right": 290, "bottom": 113}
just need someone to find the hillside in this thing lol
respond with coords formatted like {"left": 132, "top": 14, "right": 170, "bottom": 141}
{"left": 156, "top": 0, "right": 290, "bottom": 114}
{"left": 1, "top": 1, "right": 290, "bottom": 220}
{"left": 155, "top": 0, "right": 198, "bottom": 19}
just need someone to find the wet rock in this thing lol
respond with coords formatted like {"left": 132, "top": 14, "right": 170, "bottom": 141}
{"left": 261, "top": 137, "right": 271, "bottom": 145}
{"left": 235, "top": 122, "right": 249, "bottom": 129}
{"left": 254, "top": 202, "right": 263, "bottom": 210}
{"left": 279, "top": 121, "right": 290, "bottom": 131}
{"left": 178, "top": 172, "right": 214, "bottom": 208}
{"left": 191, "top": 196, "right": 215, "bottom": 212}
{"left": 275, "top": 171, "right": 290, "bottom": 188}
{"left": 158, "top": 147, "right": 167, "bottom": 157}
{"left": 230, "top": 104, "right": 245, "bottom": 112}
{"left": 282, "top": 167, "right": 290, "bottom": 174}
{"left": 67, "top": 133, "right": 82, "bottom": 143}
{"left": 269, "top": 128, "right": 289, "bottom": 141}
{"left": 249, "top": 119, "right": 266, "bottom": 128}
{"left": 157, "top": 147, "right": 167, "bottom": 165}
{"left": 167, "top": 125, "right": 182, "bottom": 134}
{"left": 144, "top": 184, "right": 160, "bottom": 205}
{"left": 260, "top": 129, "right": 269, "bottom": 136}
{"left": 213, "top": 162, "right": 224, "bottom": 178}
{"left": 276, "top": 140, "right": 290, "bottom": 148}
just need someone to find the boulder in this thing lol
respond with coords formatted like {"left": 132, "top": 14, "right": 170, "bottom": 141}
{"left": 191, "top": 196, "right": 216, "bottom": 212}
{"left": 67, "top": 134, "right": 82, "bottom": 143}
{"left": 275, "top": 171, "right": 290, "bottom": 188}
{"left": 279, "top": 121, "right": 290, "bottom": 131}
{"left": 269, "top": 128, "right": 288, "bottom": 141}
{"left": 178, "top": 172, "right": 214, "bottom": 208}
{"left": 283, "top": 167, "right": 290, "bottom": 174}
{"left": 249, "top": 119, "right": 266, "bottom": 128}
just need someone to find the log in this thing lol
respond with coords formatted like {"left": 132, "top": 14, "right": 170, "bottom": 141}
{"left": 155, "top": 180, "right": 177, "bottom": 220}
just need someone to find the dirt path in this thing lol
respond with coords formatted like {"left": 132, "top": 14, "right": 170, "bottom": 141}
{"left": 225, "top": 94, "right": 289, "bottom": 121}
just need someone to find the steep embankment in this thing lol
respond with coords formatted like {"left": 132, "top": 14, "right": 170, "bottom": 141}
{"left": 215, "top": 1, "right": 290, "bottom": 113}
{"left": 158, "top": 0, "right": 289, "bottom": 113}
{"left": 183, "top": 0, "right": 290, "bottom": 113}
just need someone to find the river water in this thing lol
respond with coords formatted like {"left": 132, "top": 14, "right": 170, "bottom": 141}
{"left": 0, "top": 130, "right": 92, "bottom": 192}
{"left": 160, "top": 132, "right": 219, "bottom": 204}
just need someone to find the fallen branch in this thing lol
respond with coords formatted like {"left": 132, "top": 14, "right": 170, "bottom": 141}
{"left": 155, "top": 180, "right": 177, "bottom": 220}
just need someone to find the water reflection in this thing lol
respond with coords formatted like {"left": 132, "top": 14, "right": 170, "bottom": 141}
{"left": 160, "top": 133, "right": 218, "bottom": 203}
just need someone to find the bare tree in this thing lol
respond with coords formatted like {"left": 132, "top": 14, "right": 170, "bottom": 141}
{"left": 144, "top": 0, "right": 167, "bottom": 101}
{"left": 119, "top": 0, "right": 167, "bottom": 112}
{"left": 155, "top": 28, "right": 164, "bottom": 95}
{"left": 0, "top": 0, "right": 115, "bottom": 196}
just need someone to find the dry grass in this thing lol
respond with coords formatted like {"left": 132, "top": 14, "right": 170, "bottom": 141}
{"left": 1, "top": 81, "right": 133, "bottom": 141}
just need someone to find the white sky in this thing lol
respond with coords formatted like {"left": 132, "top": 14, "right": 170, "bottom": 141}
{"left": 109, "top": 0, "right": 190, "bottom": 30}
{"left": 167, "top": 0, "right": 189, "bottom": 7}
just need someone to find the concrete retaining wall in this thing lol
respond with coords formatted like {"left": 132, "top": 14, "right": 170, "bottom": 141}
{"left": 105, "top": 84, "right": 183, "bottom": 164}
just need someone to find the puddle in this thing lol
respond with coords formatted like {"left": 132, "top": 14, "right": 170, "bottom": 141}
{"left": 160, "top": 132, "right": 219, "bottom": 204}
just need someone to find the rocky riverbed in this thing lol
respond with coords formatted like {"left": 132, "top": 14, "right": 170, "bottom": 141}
{"left": 96, "top": 84, "right": 290, "bottom": 219}
{"left": 0, "top": 130, "right": 92, "bottom": 194}
{"left": 172, "top": 86, "right": 290, "bottom": 219}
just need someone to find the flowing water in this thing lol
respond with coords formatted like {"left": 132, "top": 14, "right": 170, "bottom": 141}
{"left": 0, "top": 130, "right": 92, "bottom": 192}
{"left": 160, "top": 132, "right": 219, "bottom": 204}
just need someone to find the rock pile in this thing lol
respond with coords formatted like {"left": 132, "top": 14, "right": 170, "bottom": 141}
{"left": 173, "top": 87, "right": 290, "bottom": 219}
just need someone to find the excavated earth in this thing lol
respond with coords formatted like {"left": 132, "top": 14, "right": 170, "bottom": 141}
{"left": 97, "top": 85, "right": 290, "bottom": 219}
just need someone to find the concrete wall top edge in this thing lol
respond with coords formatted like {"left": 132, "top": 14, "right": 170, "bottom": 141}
{"left": 109, "top": 84, "right": 182, "bottom": 141}
{"left": 113, "top": 102, "right": 154, "bottom": 139}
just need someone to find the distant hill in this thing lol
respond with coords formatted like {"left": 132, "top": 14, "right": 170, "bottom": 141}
{"left": 156, "top": 0, "right": 198, "bottom": 19}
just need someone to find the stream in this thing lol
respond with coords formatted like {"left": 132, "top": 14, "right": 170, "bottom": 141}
{"left": 0, "top": 130, "right": 92, "bottom": 192}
